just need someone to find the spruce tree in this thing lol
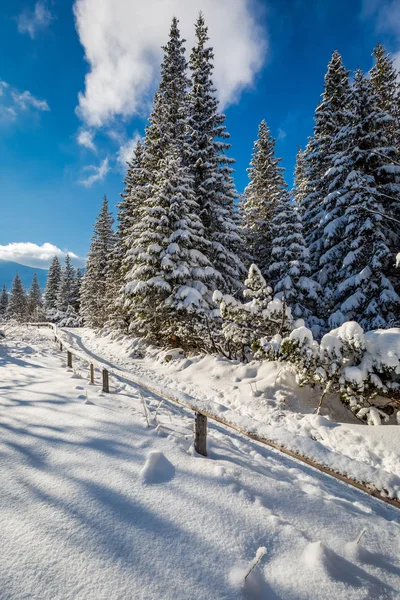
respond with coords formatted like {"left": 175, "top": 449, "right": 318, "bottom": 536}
{"left": 124, "top": 146, "right": 215, "bottom": 348}
{"left": 269, "top": 194, "right": 320, "bottom": 325}
{"left": 141, "top": 18, "right": 189, "bottom": 179}
{"left": 80, "top": 196, "right": 116, "bottom": 329}
{"left": 301, "top": 51, "right": 351, "bottom": 277}
{"left": 329, "top": 70, "right": 400, "bottom": 328}
{"left": 57, "top": 254, "right": 77, "bottom": 313}
{"left": 0, "top": 284, "right": 8, "bottom": 319}
{"left": 7, "top": 273, "right": 27, "bottom": 322}
{"left": 44, "top": 256, "right": 62, "bottom": 314}
{"left": 186, "top": 13, "right": 246, "bottom": 292}
{"left": 27, "top": 273, "right": 43, "bottom": 320}
{"left": 370, "top": 43, "right": 400, "bottom": 147}
{"left": 242, "top": 120, "right": 286, "bottom": 277}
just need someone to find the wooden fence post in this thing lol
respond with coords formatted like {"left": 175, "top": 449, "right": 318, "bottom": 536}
{"left": 67, "top": 351, "right": 72, "bottom": 369}
{"left": 102, "top": 369, "right": 109, "bottom": 393}
{"left": 90, "top": 363, "right": 95, "bottom": 385}
{"left": 194, "top": 412, "right": 207, "bottom": 457}
{"left": 59, "top": 340, "right": 63, "bottom": 351}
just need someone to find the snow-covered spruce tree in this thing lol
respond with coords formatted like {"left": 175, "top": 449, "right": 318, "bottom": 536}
{"left": 0, "top": 284, "right": 8, "bottom": 319}
{"left": 186, "top": 13, "right": 246, "bottom": 292}
{"left": 7, "top": 273, "right": 27, "bottom": 322}
{"left": 213, "top": 264, "right": 292, "bottom": 360}
{"left": 329, "top": 70, "right": 400, "bottom": 329}
{"left": 269, "top": 193, "right": 321, "bottom": 327}
{"left": 241, "top": 119, "right": 285, "bottom": 277}
{"left": 140, "top": 18, "right": 189, "bottom": 181}
{"left": 80, "top": 196, "right": 115, "bottom": 329}
{"left": 74, "top": 268, "right": 83, "bottom": 313}
{"left": 301, "top": 51, "right": 351, "bottom": 278}
{"left": 44, "top": 255, "right": 62, "bottom": 315}
{"left": 27, "top": 273, "right": 43, "bottom": 320}
{"left": 56, "top": 254, "right": 77, "bottom": 313}
{"left": 370, "top": 43, "right": 400, "bottom": 148}
{"left": 124, "top": 146, "right": 216, "bottom": 350}
{"left": 370, "top": 44, "right": 400, "bottom": 295}
{"left": 293, "top": 146, "right": 307, "bottom": 211}
{"left": 109, "top": 141, "right": 147, "bottom": 331}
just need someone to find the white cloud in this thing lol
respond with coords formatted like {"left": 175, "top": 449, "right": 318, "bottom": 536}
{"left": 17, "top": 1, "right": 54, "bottom": 39}
{"left": 77, "top": 129, "right": 97, "bottom": 152}
{"left": 117, "top": 131, "right": 142, "bottom": 170}
{"left": 0, "top": 243, "right": 83, "bottom": 269}
{"left": 0, "top": 80, "right": 50, "bottom": 122}
{"left": 361, "top": 0, "right": 400, "bottom": 64}
{"left": 12, "top": 90, "right": 50, "bottom": 112}
{"left": 73, "top": 0, "right": 267, "bottom": 127}
{"left": 79, "top": 157, "right": 110, "bottom": 187}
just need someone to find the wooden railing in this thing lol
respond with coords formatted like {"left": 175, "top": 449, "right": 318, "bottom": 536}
{"left": 14, "top": 322, "right": 400, "bottom": 511}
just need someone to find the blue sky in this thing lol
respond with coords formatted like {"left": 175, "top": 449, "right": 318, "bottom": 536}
{"left": 0, "top": 0, "right": 399, "bottom": 268}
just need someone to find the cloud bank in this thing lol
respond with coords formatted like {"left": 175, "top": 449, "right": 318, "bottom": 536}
{"left": 0, "top": 243, "right": 83, "bottom": 270}
{"left": 73, "top": 0, "right": 267, "bottom": 128}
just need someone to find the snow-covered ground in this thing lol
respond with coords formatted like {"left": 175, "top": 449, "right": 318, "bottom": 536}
{"left": 0, "top": 325, "right": 400, "bottom": 599}
{"left": 59, "top": 327, "right": 400, "bottom": 499}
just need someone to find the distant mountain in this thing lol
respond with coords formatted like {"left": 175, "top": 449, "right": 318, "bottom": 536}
{"left": 0, "top": 261, "right": 48, "bottom": 290}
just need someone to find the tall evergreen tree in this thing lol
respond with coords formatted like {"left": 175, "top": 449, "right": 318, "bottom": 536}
{"left": 242, "top": 119, "right": 286, "bottom": 277}
{"left": 328, "top": 70, "right": 400, "bottom": 328}
{"left": 45, "top": 256, "right": 62, "bottom": 313}
{"left": 370, "top": 43, "right": 400, "bottom": 147}
{"left": 141, "top": 18, "right": 189, "bottom": 179}
{"left": 57, "top": 254, "right": 77, "bottom": 313}
{"left": 27, "top": 273, "right": 43, "bottom": 320}
{"left": 0, "top": 284, "right": 8, "bottom": 319}
{"left": 186, "top": 13, "right": 245, "bottom": 292}
{"left": 80, "top": 196, "right": 115, "bottom": 328}
{"left": 7, "top": 273, "right": 27, "bottom": 322}
{"left": 269, "top": 195, "right": 320, "bottom": 324}
{"left": 301, "top": 51, "right": 351, "bottom": 277}
{"left": 124, "top": 147, "right": 215, "bottom": 348}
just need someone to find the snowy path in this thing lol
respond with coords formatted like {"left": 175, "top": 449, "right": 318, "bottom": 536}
{"left": 58, "top": 327, "right": 400, "bottom": 502}
{"left": 1, "top": 327, "right": 400, "bottom": 599}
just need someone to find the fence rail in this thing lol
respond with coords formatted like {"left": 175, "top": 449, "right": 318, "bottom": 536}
{"left": 11, "top": 322, "right": 400, "bottom": 511}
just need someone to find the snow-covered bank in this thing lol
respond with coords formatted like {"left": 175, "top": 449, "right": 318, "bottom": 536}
{"left": 59, "top": 327, "right": 400, "bottom": 500}
{"left": 1, "top": 328, "right": 400, "bottom": 599}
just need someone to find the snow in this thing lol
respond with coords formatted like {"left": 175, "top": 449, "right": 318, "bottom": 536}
{"left": 1, "top": 325, "right": 400, "bottom": 599}
{"left": 50, "top": 327, "right": 400, "bottom": 500}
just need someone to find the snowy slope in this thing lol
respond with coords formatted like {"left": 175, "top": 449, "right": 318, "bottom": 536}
{"left": 59, "top": 327, "right": 400, "bottom": 498}
{"left": 0, "top": 326, "right": 399, "bottom": 599}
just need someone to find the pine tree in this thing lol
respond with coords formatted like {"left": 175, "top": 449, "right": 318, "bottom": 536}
{"left": 57, "top": 254, "right": 77, "bottom": 313}
{"left": 242, "top": 120, "right": 286, "bottom": 277}
{"left": 329, "top": 70, "right": 400, "bottom": 328}
{"left": 0, "top": 284, "right": 8, "bottom": 319}
{"left": 186, "top": 13, "right": 246, "bottom": 292}
{"left": 111, "top": 141, "right": 147, "bottom": 330}
{"left": 370, "top": 43, "right": 400, "bottom": 292}
{"left": 80, "top": 196, "right": 116, "bottom": 329}
{"left": 293, "top": 146, "right": 307, "bottom": 211}
{"left": 45, "top": 256, "right": 62, "bottom": 314}
{"left": 370, "top": 43, "right": 400, "bottom": 147}
{"left": 27, "top": 273, "right": 43, "bottom": 320}
{"left": 301, "top": 51, "right": 351, "bottom": 278}
{"left": 141, "top": 18, "right": 189, "bottom": 180}
{"left": 74, "top": 268, "right": 83, "bottom": 313}
{"left": 269, "top": 194, "right": 320, "bottom": 325}
{"left": 124, "top": 147, "right": 216, "bottom": 348}
{"left": 7, "top": 273, "right": 27, "bottom": 322}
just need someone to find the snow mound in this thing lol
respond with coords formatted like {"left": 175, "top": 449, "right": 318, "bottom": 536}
{"left": 140, "top": 451, "right": 175, "bottom": 484}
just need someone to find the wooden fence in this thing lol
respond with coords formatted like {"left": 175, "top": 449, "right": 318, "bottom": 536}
{"left": 15, "top": 322, "right": 400, "bottom": 511}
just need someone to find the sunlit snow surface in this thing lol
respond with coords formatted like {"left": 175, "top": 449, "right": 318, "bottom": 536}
{"left": 0, "top": 326, "right": 399, "bottom": 599}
